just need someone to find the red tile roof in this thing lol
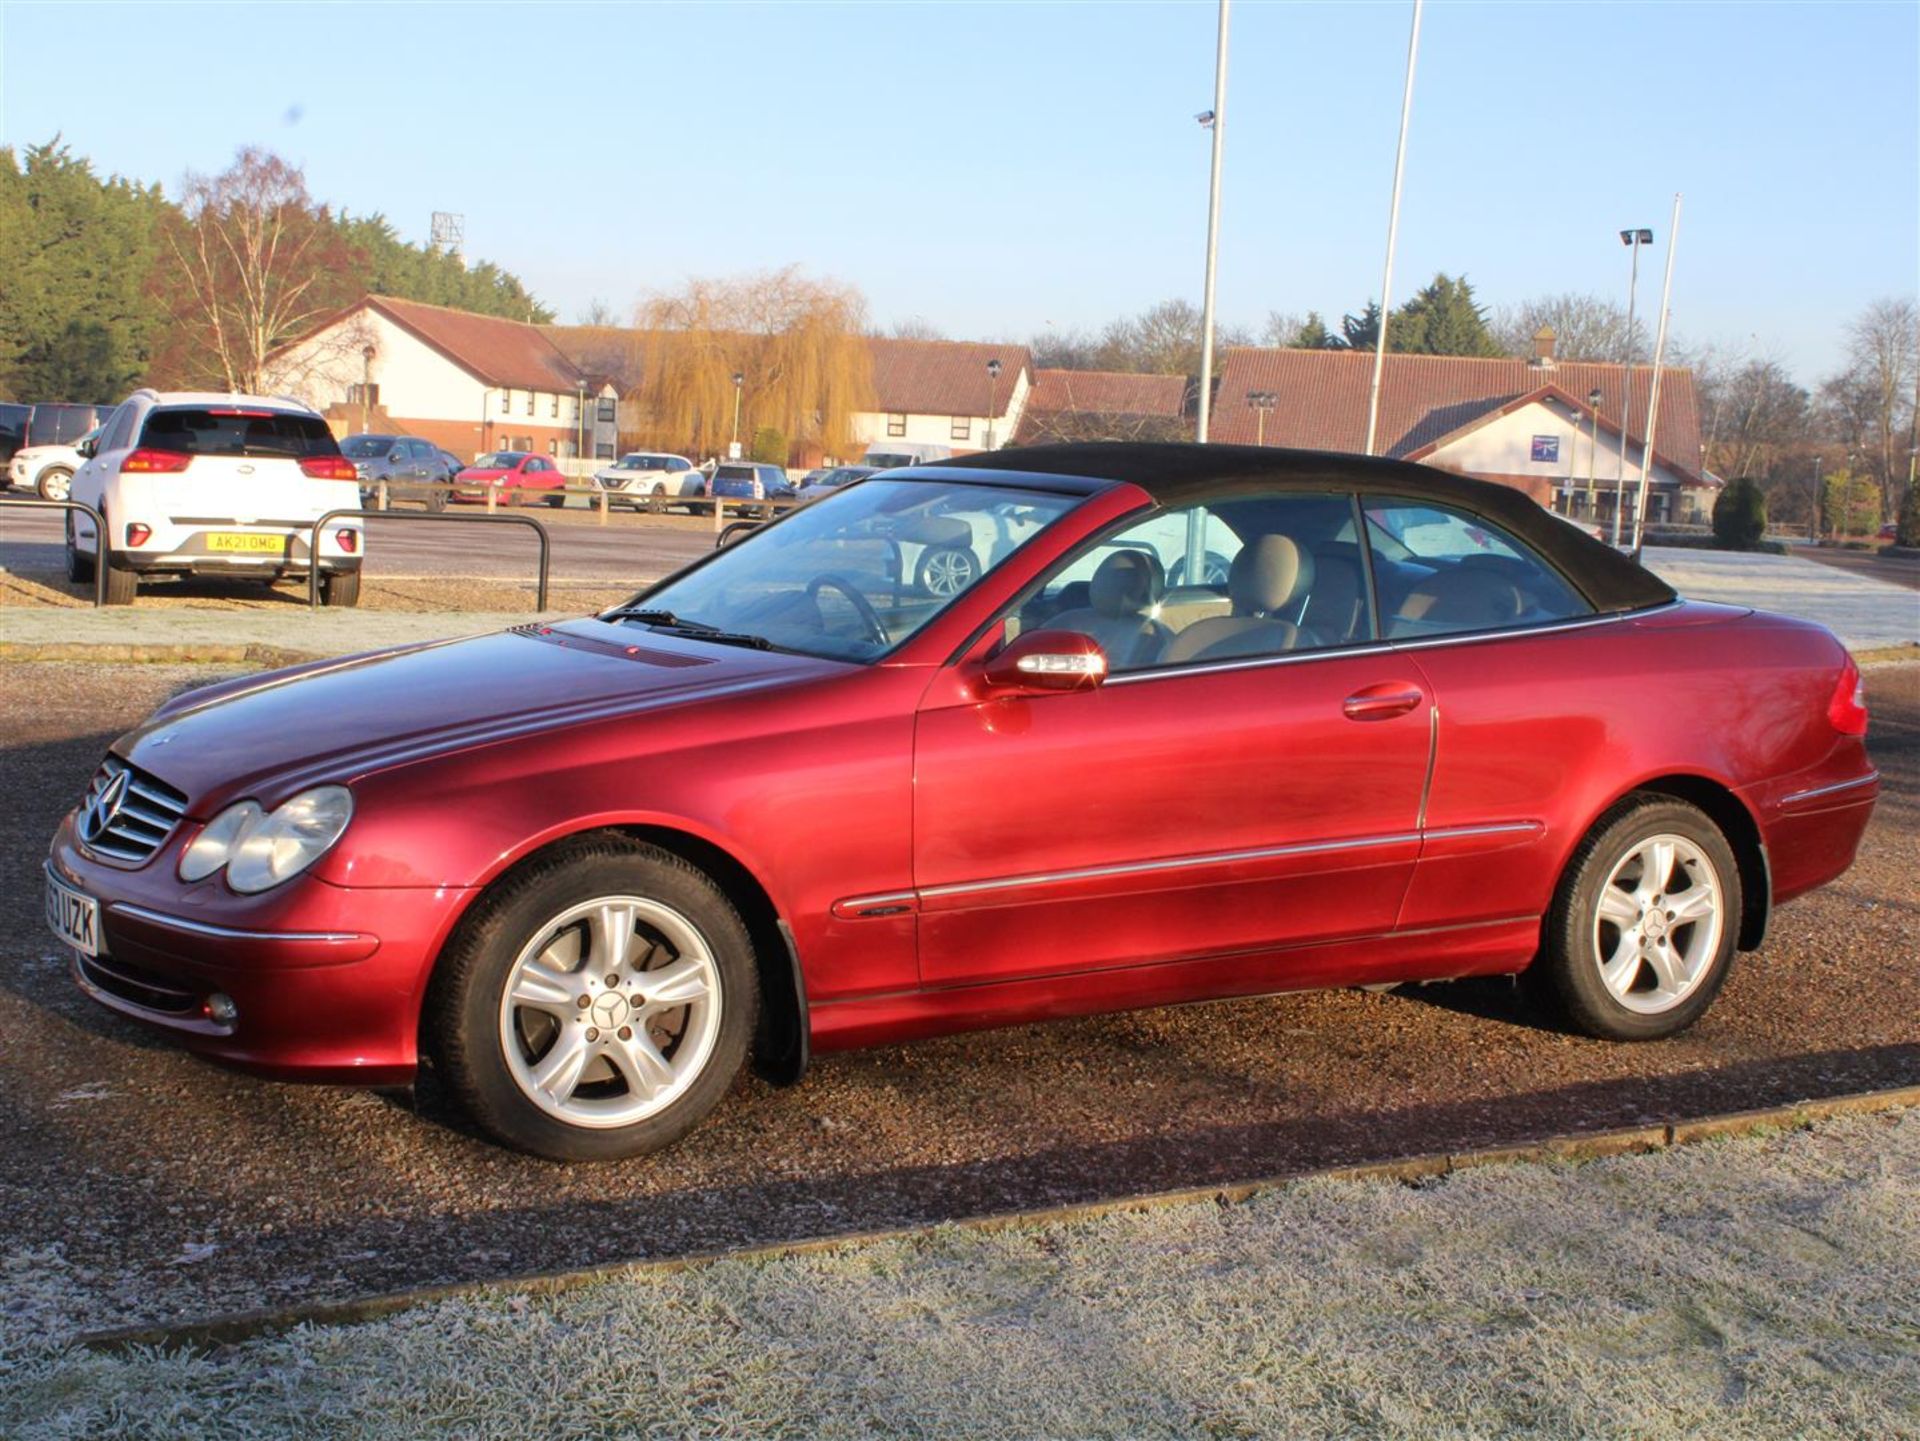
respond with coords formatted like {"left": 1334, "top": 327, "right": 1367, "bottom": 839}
{"left": 368, "top": 295, "right": 585, "bottom": 393}
{"left": 1026, "top": 369, "right": 1189, "bottom": 418}
{"left": 865, "top": 338, "right": 1030, "bottom": 417}
{"left": 1210, "top": 349, "right": 1703, "bottom": 483}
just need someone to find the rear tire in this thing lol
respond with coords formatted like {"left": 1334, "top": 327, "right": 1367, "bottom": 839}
{"left": 101, "top": 559, "right": 137, "bottom": 605}
{"left": 320, "top": 570, "right": 362, "bottom": 608}
{"left": 37, "top": 466, "right": 72, "bottom": 502}
{"left": 64, "top": 514, "right": 95, "bottom": 584}
{"left": 427, "top": 489, "right": 449, "bottom": 513}
{"left": 1528, "top": 797, "right": 1740, "bottom": 1041}
{"left": 428, "top": 835, "right": 758, "bottom": 1161}
{"left": 546, "top": 493, "right": 566, "bottom": 510}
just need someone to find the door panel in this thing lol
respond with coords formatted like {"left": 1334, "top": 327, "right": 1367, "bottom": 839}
{"left": 912, "top": 652, "right": 1431, "bottom": 986}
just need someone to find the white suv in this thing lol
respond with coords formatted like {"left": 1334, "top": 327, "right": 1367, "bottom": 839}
{"left": 591, "top": 452, "right": 701, "bottom": 510}
{"left": 67, "top": 391, "right": 365, "bottom": 606}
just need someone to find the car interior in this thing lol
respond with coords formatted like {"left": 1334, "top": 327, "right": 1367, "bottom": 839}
{"left": 1015, "top": 492, "right": 1592, "bottom": 671}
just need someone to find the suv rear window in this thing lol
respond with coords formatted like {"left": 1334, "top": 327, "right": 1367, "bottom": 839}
{"left": 141, "top": 407, "right": 339, "bottom": 459}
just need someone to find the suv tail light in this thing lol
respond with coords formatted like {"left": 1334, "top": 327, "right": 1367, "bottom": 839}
{"left": 122, "top": 449, "right": 192, "bottom": 474}
{"left": 125, "top": 523, "right": 152, "bottom": 547}
{"left": 1827, "top": 656, "right": 1869, "bottom": 736}
{"left": 300, "top": 455, "right": 360, "bottom": 481}
{"left": 336, "top": 528, "right": 359, "bottom": 554}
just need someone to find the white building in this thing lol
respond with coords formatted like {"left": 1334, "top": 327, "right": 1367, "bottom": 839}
{"left": 854, "top": 338, "right": 1032, "bottom": 456}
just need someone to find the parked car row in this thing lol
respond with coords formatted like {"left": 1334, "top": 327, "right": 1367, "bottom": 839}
{"left": 3, "top": 402, "right": 116, "bottom": 499}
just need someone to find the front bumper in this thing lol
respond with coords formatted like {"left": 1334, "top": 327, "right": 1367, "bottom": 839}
{"left": 48, "top": 812, "right": 474, "bottom": 1085}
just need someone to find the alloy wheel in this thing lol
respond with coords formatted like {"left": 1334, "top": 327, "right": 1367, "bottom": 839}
{"left": 498, "top": 894, "right": 722, "bottom": 1128}
{"left": 1591, "top": 833, "right": 1724, "bottom": 1015}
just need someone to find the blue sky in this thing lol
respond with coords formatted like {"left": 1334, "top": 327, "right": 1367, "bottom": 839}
{"left": 3, "top": 1, "right": 1914, "bottom": 380}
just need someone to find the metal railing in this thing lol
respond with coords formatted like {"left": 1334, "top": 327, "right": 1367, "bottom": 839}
{"left": 1, "top": 496, "right": 108, "bottom": 606}
{"left": 306, "top": 509, "right": 551, "bottom": 611}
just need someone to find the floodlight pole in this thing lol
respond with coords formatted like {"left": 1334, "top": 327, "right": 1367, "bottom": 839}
{"left": 1612, "top": 229, "right": 1650, "bottom": 545}
{"left": 1364, "top": 0, "right": 1424, "bottom": 456}
{"left": 1630, "top": 193, "right": 1682, "bottom": 561}
{"left": 1195, "top": 0, "right": 1230, "bottom": 444}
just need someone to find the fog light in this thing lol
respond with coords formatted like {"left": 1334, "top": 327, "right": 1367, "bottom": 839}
{"left": 204, "top": 993, "right": 238, "bottom": 1025}
{"left": 125, "top": 523, "right": 152, "bottom": 547}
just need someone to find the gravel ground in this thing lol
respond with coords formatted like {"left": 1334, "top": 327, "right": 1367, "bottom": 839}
{"left": 5, "top": 1110, "right": 1915, "bottom": 1439}
{"left": 0, "top": 662, "right": 1913, "bottom": 1341}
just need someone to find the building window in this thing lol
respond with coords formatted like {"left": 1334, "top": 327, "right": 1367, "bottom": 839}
{"left": 500, "top": 390, "right": 512, "bottom": 414}
{"left": 548, "top": 439, "right": 560, "bottom": 456}
{"left": 347, "top": 382, "right": 380, "bottom": 409}
{"left": 595, "top": 442, "right": 616, "bottom": 460}
{"left": 950, "top": 416, "right": 971, "bottom": 441}
{"left": 597, "top": 397, "right": 616, "bottom": 423}
{"left": 887, "top": 413, "right": 907, "bottom": 437}
{"left": 526, "top": 391, "right": 536, "bottom": 416}
{"left": 551, "top": 393, "right": 560, "bottom": 418}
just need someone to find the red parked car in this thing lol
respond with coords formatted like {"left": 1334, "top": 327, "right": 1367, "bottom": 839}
{"left": 45, "top": 444, "right": 1878, "bottom": 1160}
{"left": 453, "top": 450, "right": 567, "bottom": 507}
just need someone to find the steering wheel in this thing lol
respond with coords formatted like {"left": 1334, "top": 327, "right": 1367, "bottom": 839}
{"left": 806, "top": 574, "right": 890, "bottom": 648}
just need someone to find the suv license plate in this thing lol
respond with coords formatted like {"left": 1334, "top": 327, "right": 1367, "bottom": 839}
{"left": 206, "top": 533, "right": 288, "bottom": 554}
{"left": 45, "top": 871, "right": 102, "bottom": 957}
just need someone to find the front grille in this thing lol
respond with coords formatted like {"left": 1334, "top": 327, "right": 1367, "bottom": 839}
{"left": 79, "top": 755, "right": 189, "bottom": 864}
{"left": 76, "top": 952, "right": 201, "bottom": 1017}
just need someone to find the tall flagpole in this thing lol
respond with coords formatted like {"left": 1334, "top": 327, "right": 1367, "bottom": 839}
{"left": 1364, "top": 0, "right": 1423, "bottom": 456}
{"left": 1195, "top": 0, "right": 1230, "bottom": 443}
{"left": 1631, "top": 192, "right": 1682, "bottom": 560}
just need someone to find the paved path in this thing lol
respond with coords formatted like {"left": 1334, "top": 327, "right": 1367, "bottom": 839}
{"left": 1787, "top": 541, "right": 1920, "bottom": 592}
{"left": 1641, "top": 545, "right": 1918, "bottom": 651}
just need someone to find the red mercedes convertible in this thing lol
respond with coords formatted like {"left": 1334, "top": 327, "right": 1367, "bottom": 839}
{"left": 46, "top": 445, "right": 1878, "bottom": 1159}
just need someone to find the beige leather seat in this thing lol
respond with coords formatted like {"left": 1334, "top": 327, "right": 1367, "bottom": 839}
{"left": 1393, "top": 567, "right": 1524, "bottom": 632}
{"left": 1161, "top": 536, "right": 1314, "bottom": 664}
{"left": 1047, "top": 550, "right": 1173, "bottom": 669}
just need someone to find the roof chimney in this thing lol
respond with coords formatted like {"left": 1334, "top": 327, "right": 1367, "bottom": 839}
{"left": 1530, "top": 325, "right": 1557, "bottom": 369}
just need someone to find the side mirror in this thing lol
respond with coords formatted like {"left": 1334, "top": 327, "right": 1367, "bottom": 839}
{"left": 77, "top": 438, "right": 96, "bottom": 459}
{"left": 981, "top": 629, "right": 1108, "bottom": 695}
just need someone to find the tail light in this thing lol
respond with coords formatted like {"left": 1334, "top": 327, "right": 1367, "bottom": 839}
{"left": 336, "top": 528, "right": 359, "bottom": 554}
{"left": 122, "top": 449, "right": 191, "bottom": 474}
{"left": 300, "top": 455, "right": 359, "bottom": 481}
{"left": 125, "top": 523, "right": 152, "bottom": 547}
{"left": 1827, "top": 656, "right": 1869, "bottom": 736}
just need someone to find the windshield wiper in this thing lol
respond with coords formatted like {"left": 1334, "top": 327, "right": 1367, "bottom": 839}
{"left": 601, "top": 607, "right": 775, "bottom": 650}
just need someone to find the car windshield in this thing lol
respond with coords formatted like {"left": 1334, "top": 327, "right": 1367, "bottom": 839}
{"left": 475, "top": 452, "right": 524, "bottom": 468}
{"left": 340, "top": 435, "right": 394, "bottom": 457}
{"left": 140, "top": 407, "right": 338, "bottom": 459}
{"left": 614, "top": 455, "right": 647, "bottom": 469}
{"left": 609, "top": 478, "right": 1078, "bottom": 663}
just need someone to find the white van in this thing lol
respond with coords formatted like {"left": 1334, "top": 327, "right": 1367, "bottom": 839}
{"left": 861, "top": 441, "right": 953, "bottom": 469}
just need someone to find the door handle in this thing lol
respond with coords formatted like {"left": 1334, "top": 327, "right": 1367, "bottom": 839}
{"left": 1342, "top": 683, "right": 1424, "bottom": 721}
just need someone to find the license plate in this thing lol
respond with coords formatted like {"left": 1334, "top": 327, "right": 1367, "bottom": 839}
{"left": 45, "top": 871, "right": 102, "bottom": 957}
{"left": 205, "top": 532, "right": 288, "bottom": 554}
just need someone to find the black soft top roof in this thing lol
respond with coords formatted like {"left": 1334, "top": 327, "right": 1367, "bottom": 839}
{"left": 920, "top": 441, "right": 1675, "bottom": 615}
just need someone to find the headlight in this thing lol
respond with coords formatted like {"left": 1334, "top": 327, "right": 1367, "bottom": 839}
{"left": 178, "top": 786, "right": 353, "bottom": 893}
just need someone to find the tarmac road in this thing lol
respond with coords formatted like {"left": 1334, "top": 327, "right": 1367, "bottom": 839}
{"left": 0, "top": 505, "right": 716, "bottom": 586}
{"left": 0, "top": 658, "right": 1914, "bottom": 1341}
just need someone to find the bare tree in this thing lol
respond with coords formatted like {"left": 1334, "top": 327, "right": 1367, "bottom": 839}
{"left": 1029, "top": 325, "right": 1102, "bottom": 371}
{"left": 576, "top": 297, "right": 618, "bottom": 327}
{"left": 157, "top": 148, "right": 356, "bottom": 392}
{"left": 885, "top": 315, "right": 946, "bottom": 340}
{"left": 1827, "top": 297, "right": 1917, "bottom": 515}
{"left": 1490, "top": 292, "right": 1641, "bottom": 362}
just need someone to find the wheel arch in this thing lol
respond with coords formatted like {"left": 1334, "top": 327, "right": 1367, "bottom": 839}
{"left": 427, "top": 820, "right": 809, "bottom": 1087}
{"left": 1597, "top": 773, "right": 1770, "bottom": 951}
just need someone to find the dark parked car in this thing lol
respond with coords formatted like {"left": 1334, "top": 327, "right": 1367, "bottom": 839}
{"left": 26, "top": 402, "right": 114, "bottom": 448}
{"left": 43, "top": 443, "right": 1876, "bottom": 1160}
{"left": 0, "top": 403, "right": 31, "bottom": 465}
{"left": 709, "top": 461, "right": 790, "bottom": 515}
{"left": 341, "top": 433, "right": 459, "bottom": 510}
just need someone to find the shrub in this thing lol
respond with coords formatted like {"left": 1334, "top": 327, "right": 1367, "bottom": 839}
{"left": 1898, "top": 483, "right": 1920, "bottom": 547}
{"left": 749, "top": 427, "right": 787, "bottom": 465}
{"left": 1820, "top": 471, "right": 1880, "bottom": 539}
{"left": 1712, "top": 476, "right": 1768, "bottom": 550}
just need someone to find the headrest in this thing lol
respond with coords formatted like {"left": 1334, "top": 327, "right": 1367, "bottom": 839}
{"left": 1229, "top": 536, "right": 1313, "bottom": 616}
{"left": 1089, "top": 549, "right": 1166, "bottom": 617}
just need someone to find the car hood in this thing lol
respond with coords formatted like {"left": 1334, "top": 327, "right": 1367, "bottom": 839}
{"left": 117, "top": 619, "right": 850, "bottom": 810}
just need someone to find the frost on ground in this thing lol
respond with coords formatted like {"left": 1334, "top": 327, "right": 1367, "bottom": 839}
{"left": 4, "top": 1110, "right": 1917, "bottom": 1440}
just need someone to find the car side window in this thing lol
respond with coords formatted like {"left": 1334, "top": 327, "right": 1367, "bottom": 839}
{"left": 1012, "top": 492, "right": 1373, "bottom": 673}
{"left": 1363, "top": 498, "right": 1592, "bottom": 638}
{"left": 100, "top": 404, "right": 136, "bottom": 454}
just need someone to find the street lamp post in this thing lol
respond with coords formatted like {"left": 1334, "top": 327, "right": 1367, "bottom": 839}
{"left": 575, "top": 382, "right": 587, "bottom": 463}
{"left": 1194, "top": 0, "right": 1230, "bottom": 444}
{"left": 1613, "top": 226, "right": 1653, "bottom": 544}
{"left": 360, "top": 345, "right": 375, "bottom": 433}
{"left": 1811, "top": 456, "right": 1823, "bottom": 542}
{"left": 1585, "top": 386, "right": 1603, "bottom": 520}
{"left": 1246, "top": 389, "right": 1277, "bottom": 445}
{"left": 1363, "top": 0, "right": 1425, "bottom": 457}
{"left": 730, "top": 371, "right": 745, "bottom": 458}
{"left": 986, "top": 358, "right": 1003, "bottom": 449}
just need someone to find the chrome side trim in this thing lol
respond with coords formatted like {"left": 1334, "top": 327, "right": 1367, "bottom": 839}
{"left": 1099, "top": 602, "right": 1680, "bottom": 688}
{"left": 110, "top": 903, "right": 361, "bottom": 944}
{"left": 1778, "top": 772, "right": 1879, "bottom": 807}
{"left": 835, "top": 822, "right": 1540, "bottom": 912}
{"left": 1417, "top": 704, "right": 1440, "bottom": 831}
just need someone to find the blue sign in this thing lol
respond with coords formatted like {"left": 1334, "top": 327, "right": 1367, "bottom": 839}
{"left": 1531, "top": 435, "right": 1561, "bottom": 463}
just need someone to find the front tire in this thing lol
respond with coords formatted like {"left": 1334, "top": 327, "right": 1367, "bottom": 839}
{"left": 916, "top": 543, "right": 979, "bottom": 597}
{"left": 1530, "top": 797, "right": 1740, "bottom": 1040}
{"left": 37, "top": 466, "right": 72, "bottom": 502}
{"left": 428, "top": 836, "right": 758, "bottom": 1160}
